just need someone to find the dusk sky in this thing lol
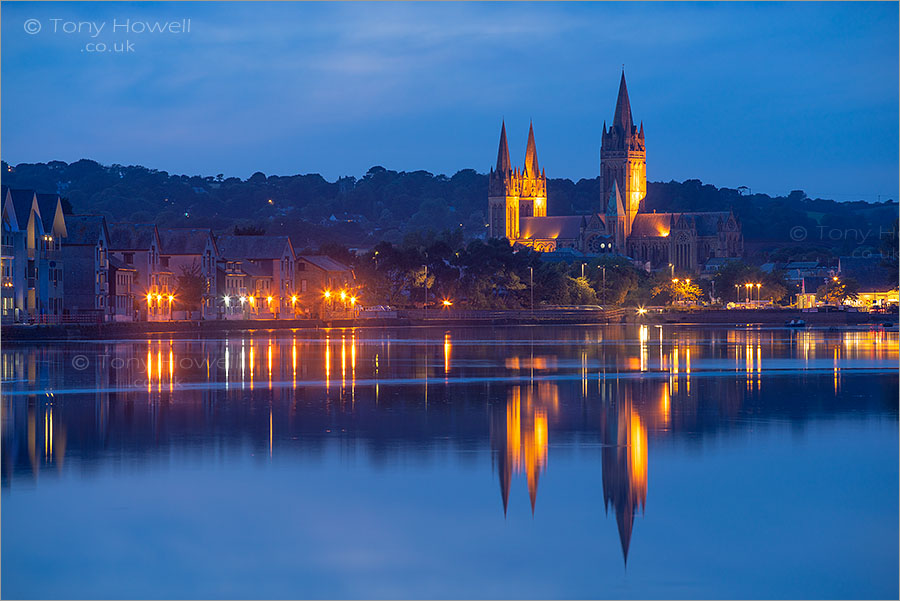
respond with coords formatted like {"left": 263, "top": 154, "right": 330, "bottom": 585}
{"left": 2, "top": 1, "right": 897, "bottom": 201}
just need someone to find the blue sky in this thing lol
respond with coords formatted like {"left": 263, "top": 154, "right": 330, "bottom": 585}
{"left": 1, "top": 2, "right": 897, "bottom": 200}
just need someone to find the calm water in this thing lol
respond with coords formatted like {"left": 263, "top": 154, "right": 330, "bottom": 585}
{"left": 2, "top": 325, "right": 897, "bottom": 599}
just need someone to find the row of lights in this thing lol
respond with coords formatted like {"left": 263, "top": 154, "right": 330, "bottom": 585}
{"left": 735, "top": 282, "right": 763, "bottom": 302}
{"left": 146, "top": 293, "right": 175, "bottom": 304}
{"left": 223, "top": 295, "right": 298, "bottom": 307}
{"left": 323, "top": 289, "right": 357, "bottom": 307}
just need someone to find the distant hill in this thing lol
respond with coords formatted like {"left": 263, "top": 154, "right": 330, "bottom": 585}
{"left": 2, "top": 159, "right": 896, "bottom": 260}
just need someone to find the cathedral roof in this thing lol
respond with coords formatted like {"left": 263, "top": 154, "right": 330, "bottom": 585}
{"left": 613, "top": 71, "right": 634, "bottom": 136}
{"left": 630, "top": 213, "right": 672, "bottom": 238}
{"left": 495, "top": 121, "right": 511, "bottom": 174}
{"left": 630, "top": 211, "right": 732, "bottom": 238}
{"left": 524, "top": 121, "right": 540, "bottom": 178}
{"left": 606, "top": 179, "right": 625, "bottom": 216}
{"left": 519, "top": 216, "right": 584, "bottom": 240}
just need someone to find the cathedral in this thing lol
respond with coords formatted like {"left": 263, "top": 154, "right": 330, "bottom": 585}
{"left": 488, "top": 72, "right": 743, "bottom": 273}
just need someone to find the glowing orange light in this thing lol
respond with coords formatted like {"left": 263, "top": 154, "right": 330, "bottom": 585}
{"left": 442, "top": 299, "right": 452, "bottom": 307}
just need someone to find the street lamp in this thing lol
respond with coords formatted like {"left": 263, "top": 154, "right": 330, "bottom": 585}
{"left": 744, "top": 282, "right": 752, "bottom": 303}
{"left": 529, "top": 266, "right": 534, "bottom": 314}
{"left": 442, "top": 299, "right": 452, "bottom": 308}
{"left": 422, "top": 264, "right": 428, "bottom": 313}
{"left": 755, "top": 283, "right": 761, "bottom": 304}
{"left": 735, "top": 284, "right": 740, "bottom": 303}
{"left": 581, "top": 263, "right": 585, "bottom": 279}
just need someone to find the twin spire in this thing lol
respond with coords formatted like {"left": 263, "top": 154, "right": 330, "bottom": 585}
{"left": 496, "top": 120, "right": 511, "bottom": 174}
{"left": 494, "top": 120, "right": 541, "bottom": 178}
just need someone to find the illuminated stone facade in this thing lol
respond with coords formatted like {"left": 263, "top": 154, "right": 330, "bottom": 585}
{"left": 488, "top": 72, "right": 743, "bottom": 273}
{"left": 488, "top": 122, "right": 547, "bottom": 241}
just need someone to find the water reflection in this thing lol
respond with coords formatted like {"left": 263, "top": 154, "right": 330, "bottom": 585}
{"left": 1, "top": 326, "right": 897, "bottom": 571}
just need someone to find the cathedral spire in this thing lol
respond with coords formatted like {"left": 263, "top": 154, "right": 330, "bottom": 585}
{"left": 524, "top": 121, "right": 539, "bottom": 178}
{"left": 496, "top": 120, "right": 511, "bottom": 174}
{"left": 613, "top": 71, "right": 634, "bottom": 136}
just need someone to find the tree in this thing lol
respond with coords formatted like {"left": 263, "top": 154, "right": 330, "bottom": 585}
{"left": 713, "top": 261, "right": 793, "bottom": 304}
{"left": 816, "top": 278, "right": 859, "bottom": 305}
{"left": 588, "top": 256, "right": 642, "bottom": 307}
{"left": 672, "top": 279, "right": 703, "bottom": 305}
{"left": 234, "top": 224, "right": 266, "bottom": 235}
{"left": 175, "top": 261, "right": 207, "bottom": 313}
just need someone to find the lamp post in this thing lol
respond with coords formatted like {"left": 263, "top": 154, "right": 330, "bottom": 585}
{"left": 755, "top": 283, "right": 761, "bottom": 305}
{"left": 529, "top": 266, "right": 534, "bottom": 314}
{"left": 745, "top": 283, "right": 752, "bottom": 303}
{"left": 672, "top": 278, "right": 679, "bottom": 306}
{"left": 735, "top": 284, "right": 740, "bottom": 303}
{"left": 423, "top": 264, "right": 428, "bottom": 314}
{"left": 581, "top": 263, "right": 585, "bottom": 280}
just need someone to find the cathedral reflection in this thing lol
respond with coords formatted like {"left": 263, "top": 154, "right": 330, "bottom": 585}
{"left": 1, "top": 326, "right": 897, "bottom": 565}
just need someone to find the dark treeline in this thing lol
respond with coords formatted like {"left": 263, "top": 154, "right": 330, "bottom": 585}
{"left": 2, "top": 159, "right": 896, "bottom": 259}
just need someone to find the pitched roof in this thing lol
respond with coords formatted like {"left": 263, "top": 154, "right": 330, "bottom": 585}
{"left": 495, "top": 120, "right": 511, "bottom": 174}
{"left": 519, "top": 216, "right": 584, "bottom": 240}
{"left": 8, "top": 189, "right": 37, "bottom": 227}
{"left": 606, "top": 179, "right": 625, "bottom": 216}
{"left": 630, "top": 211, "right": 730, "bottom": 238}
{"left": 158, "top": 228, "right": 214, "bottom": 255}
{"left": 35, "top": 193, "right": 62, "bottom": 233}
{"left": 613, "top": 71, "right": 634, "bottom": 136}
{"left": 240, "top": 261, "right": 273, "bottom": 278}
{"left": 216, "top": 234, "right": 292, "bottom": 260}
{"left": 299, "top": 255, "right": 352, "bottom": 273}
{"left": 108, "top": 223, "right": 158, "bottom": 251}
{"left": 524, "top": 121, "right": 539, "bottom": 178}
{"left": 785, "top": 261, "right": 820, "bottom": 269}
{"left": 108, "top": 256, "right": 136, "bottom": 271}
{"left": 630, "top": 213, "right": 672, "bottom": 238}
{"left": 675, "top": 212, "right": 731, "bottom": 236}
{"left": 64, "top": 215, "right": 108, "bottom": 245}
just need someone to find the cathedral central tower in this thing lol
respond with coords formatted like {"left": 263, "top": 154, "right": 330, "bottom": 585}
{"left": 600, "top": 71, "right": 646, "bottom": 238}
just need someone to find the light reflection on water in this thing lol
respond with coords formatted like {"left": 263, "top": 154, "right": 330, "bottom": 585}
{"left": 1, "top": 325, "right": 898, "bottom": 599}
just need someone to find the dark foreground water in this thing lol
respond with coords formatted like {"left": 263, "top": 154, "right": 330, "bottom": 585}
{"left": 2, "top": 325, "right": 897, "bottom": 599}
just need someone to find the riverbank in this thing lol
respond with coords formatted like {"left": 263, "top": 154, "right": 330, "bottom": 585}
{"left": 1, "top": 307, "right": 895, "bottom": 341}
